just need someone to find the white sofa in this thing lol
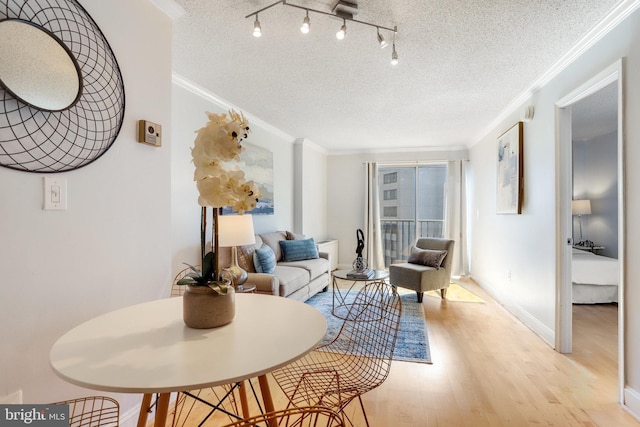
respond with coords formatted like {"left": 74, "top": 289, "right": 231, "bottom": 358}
{"left": 219, "top": 231, "right": 330, "bottom": 302}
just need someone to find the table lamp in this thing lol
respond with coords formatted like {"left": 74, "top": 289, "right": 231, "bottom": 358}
{"left": 571, "top": 199, "right": 591, "bottom": 243}
{"left": 218, "top": 214, "right": 256, "bottom": 289}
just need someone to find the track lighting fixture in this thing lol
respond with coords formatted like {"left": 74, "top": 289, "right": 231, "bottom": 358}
{"left": 336, "top": 19, "right": 347, "bottom": 40}
{"left": 301, "top": 11, "right": 310, "bottom": 34}
{"left": 245, "top": 0, "right": 399, "bottom": 65}
{"left": 377, "top": 28, "right": 388, "bottom": 49}
{"left": 391, "top": 26, "right": 398, "bottom": 65}
{"left": 253, "top": 15, "right": 262, "bottom": 37}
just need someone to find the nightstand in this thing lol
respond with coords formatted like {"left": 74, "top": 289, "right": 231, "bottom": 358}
{"left": 573, "top": 245, "right": 605, "bottom": 254}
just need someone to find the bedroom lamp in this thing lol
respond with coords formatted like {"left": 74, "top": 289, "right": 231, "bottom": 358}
{"left": 572, "top": 199, "right": 592, "bottom": 242}
{"left": 218, "top": 214, "right": 255, "bottom": 289}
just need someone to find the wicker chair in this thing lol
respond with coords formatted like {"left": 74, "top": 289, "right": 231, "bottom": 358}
{"left": 221, "top": 406, "right": 344, "bottom": 427}
{"left": 272, "top": 281, "right": 402, "bottom": 427}
{"left": 171, "top": 265, "right": 192, "bottom": 297}
{"left": 52, "top": 396, "right": 119, "bottom": 427}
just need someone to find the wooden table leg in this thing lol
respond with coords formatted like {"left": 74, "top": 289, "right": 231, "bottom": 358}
{"left": 154, "top": 393, "right": 171, "bottom": 427}
{"left": 137, "top": 394, "right": 153, "bottom": 427}
{"left": 238, "top": 381, "right": 250, "bottom": 419}
{"left": 258, "top": 375, "right": 279, "bottom": 427}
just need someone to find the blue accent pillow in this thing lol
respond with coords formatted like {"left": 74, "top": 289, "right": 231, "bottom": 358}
{"left": 279, "top": 238, "right": 319, "bottom": 262}
{"left": 253, "top": 244, "right": 276, "bottom": 274}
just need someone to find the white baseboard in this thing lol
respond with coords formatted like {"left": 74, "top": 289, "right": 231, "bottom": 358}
{"left": 507, "top": 301, "right": 555, "bottom": 346}
{"left": 469, "top": 275, "right": 555, "bottom": 347}
{"left": 119, "top": 393, "right": 180, "bottom": 427}
{"left": 624, "top": 386, "right": 640, "bottom": 421}
{"left": 120, "top": 404, "right": 143, "bottom": 427}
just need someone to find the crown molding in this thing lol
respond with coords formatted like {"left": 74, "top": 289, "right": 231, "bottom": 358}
{"left": 294, "top": 138, "right": 329, "bottom": 155}
{"left": 149, "top": 0, "right": 186, "bottom": 20}
{"left": 470, "top": 0, "right": 640, "bottom": 148}
{"left": 172, "top": 73, "right": 297, "bottom": 143}
{"left": 327, "top": 145, "right": 469, "bottom": 156}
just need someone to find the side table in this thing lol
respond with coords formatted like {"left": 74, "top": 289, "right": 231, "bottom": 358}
{"left": 331, "top": 269, "right": 389, "bottom": 320}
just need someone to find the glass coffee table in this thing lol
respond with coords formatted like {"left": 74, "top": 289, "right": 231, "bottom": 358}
{"left": 331, "top": 269, "right": 389, "bottom": 319}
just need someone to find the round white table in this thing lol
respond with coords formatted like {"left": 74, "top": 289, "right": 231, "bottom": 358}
{"left": 50, "top": 293, "right": 326, "bottom": 427}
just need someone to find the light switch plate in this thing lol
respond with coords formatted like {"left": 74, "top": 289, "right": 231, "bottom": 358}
{"left": 44, "top": 177, "right": 67, "bottom": 210}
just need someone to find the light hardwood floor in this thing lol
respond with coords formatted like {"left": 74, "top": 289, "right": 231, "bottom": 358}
{"left": 165, "top": 278, "right": 639, "bottom": 427}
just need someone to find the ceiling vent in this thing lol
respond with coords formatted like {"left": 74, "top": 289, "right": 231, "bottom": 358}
{"left": 332, "top": 1, "right": 358, "bottom": 19}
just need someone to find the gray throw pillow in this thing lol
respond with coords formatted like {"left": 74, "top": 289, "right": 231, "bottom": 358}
{"left": 408, "top": 246, "right": 447, "bottom": 269}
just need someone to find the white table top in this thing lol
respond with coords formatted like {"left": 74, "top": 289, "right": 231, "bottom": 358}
{"left": 50, "top": 294, "right": 326, "bottom": 394}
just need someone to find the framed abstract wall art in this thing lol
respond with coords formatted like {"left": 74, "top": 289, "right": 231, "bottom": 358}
{"left": 496, "top": 122, "right": 523, "bottom": 214}
{"left": 222, "top": 142, "right": 274, "bottom": 215}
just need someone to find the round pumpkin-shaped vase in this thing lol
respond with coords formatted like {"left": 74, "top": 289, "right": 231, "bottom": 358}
{"left": 183, "top": 284, "right": 235, "bottom": 329}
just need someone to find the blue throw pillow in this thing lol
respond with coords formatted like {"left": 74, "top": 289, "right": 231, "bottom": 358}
{"left": 253, "top": 244, "right": 276, "bottom": 274}
{"left": 279, "top": 238, "right": 319, "bottom": 262}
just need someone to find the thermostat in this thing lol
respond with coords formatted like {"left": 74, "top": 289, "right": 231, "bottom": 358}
{"left": 137, "top": 120, "right": 162, "bottom": 147}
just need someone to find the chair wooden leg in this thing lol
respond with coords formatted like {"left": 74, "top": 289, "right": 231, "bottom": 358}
{"left": 416, "top": 291, "right": 423, "bottom": 303}
{"left": 440, "top": 288, "right": 447, "bottom": 299}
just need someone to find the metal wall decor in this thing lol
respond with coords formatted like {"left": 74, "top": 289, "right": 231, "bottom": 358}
{"left": 0, "top": 0, "right": 125, "bottom": 173}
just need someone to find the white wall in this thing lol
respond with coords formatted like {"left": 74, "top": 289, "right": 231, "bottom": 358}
{"left": 294, "top": 139, "right": 328, "bottom": 240}
{"left": 0, "top": 0, "right": 172, "bottom": 421}
{"left": 573, "top": 132, "right": 619, "bottom": 258}
{"left": 467, "top": 7, "right": 640, "bottom": 413}
{"left": 171, "top": 79, "right": 327, "bottom": 278}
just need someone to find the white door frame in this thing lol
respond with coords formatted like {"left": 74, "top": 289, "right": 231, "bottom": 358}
{"left": 555, "top": 58, "right": 625, "bottom": 401}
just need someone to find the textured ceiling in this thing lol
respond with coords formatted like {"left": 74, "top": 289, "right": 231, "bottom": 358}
{"left": 171, "top": 0, "right": 622, "bottom": 153}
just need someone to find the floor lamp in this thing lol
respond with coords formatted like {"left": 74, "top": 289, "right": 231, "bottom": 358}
{"left": 218, "top": 214, "right": 255, "bottom": 290}
{"left": 572, "top": 199, "right": 591, "bottom": 244}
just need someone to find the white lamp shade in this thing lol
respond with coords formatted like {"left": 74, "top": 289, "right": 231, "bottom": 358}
{"left": 572, "top": 199, "right": 592, "bottom": 216}
{"left": 217, "top": 214, "right": 256, "bottom": 247}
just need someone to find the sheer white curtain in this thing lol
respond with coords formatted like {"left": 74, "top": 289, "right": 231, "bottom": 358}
{"left": 364, "top": 162, "right": 385, "bottom": 270}
{"left": 445, "top": 160, "right": 468, "bottom": 276}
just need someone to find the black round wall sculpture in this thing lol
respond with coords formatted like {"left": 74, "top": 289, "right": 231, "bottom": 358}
{"left": 0, "top": 0, "right": 125, "bottom": 173}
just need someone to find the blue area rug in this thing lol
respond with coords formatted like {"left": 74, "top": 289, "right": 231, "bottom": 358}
{"left": 305, "top": 290, "right": 432, "bottom": 364}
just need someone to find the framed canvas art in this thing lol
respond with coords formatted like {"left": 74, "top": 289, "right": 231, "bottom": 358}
{"left": 496, "top": 122, "right": 523, "bottom": 214}
{"left": 222, "top": 142, "right": 274, "bottom": 215}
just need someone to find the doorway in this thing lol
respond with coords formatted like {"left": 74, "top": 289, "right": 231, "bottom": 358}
{"left": 556, "top": 60, "right": 625, "bottom": 401}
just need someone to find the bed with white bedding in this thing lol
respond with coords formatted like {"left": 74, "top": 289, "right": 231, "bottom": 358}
{"left": 572, "top": 247, "right": 619, "bottom": 304}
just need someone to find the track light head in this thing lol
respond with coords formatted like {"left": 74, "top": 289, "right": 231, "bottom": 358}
{"left": 336, "top": 20, "right": 347, "bottom": 40}
{"left": 253, "top": 16, "right": 262, "bottom": 37}
{"left": 390, "top": 26, "right": 398, "bottom": 65}
{"left": 377, "top": 30, "right": 388, "bottom": 49}
{"left": 301, "top": 12, "right": 310, "bottom": 34}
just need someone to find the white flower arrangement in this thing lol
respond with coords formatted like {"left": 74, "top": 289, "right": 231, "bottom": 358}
{"left": 192, "top": 110, "right": 261, "bottom": 213}
{"left": 178, "top": 110, "right": 262, "bottom": 293}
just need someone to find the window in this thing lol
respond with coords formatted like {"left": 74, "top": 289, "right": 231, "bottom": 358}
{"left": 378, "top": 164, "right": 447, "bottom": 267}
{"left": 383, "top": 206, "right": 398, "bottom": 217}
{"left": 383, "top": 172, "right": 397, "bottom": 184}
{"left": 383, "top": 189, "right": 397, "bottom": 200}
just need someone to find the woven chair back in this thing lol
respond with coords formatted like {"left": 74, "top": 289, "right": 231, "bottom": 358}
{"left": 328, "top": 281, "right": 402, "bottom": 387}
{"left": 52, "top": 396, "right": 119, "bottom": 427}
{"left": 221, "top": 406, "right": 344, "bottom": 427}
